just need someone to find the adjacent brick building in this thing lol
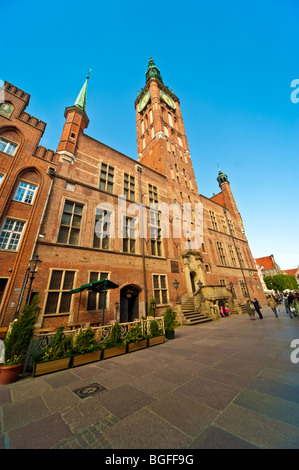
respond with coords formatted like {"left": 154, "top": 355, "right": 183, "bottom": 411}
{"left": 0, "top": 60, "right": 266, "bottom": 329}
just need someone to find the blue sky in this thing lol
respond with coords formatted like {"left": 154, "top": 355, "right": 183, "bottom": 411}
{"left": 2, "top": 0, "right": 299, "bottom": 270}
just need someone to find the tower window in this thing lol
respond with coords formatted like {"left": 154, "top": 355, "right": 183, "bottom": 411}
{"left": 70, "top": 132, "right": 76, "bottom": 139}
{"left": 99, "top": 163, "right": 114, "bottom": 193}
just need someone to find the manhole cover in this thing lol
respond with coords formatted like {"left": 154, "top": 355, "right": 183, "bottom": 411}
{"left": 73, "top": 383, "right": 107, "bottom": 399}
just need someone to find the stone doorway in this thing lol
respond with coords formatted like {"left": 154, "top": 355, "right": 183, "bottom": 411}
{"left": 190, "top": 271, "right": 196, "bottom": 294}
{"left": 120, "top": 285, "right": 140, "bottom": 323}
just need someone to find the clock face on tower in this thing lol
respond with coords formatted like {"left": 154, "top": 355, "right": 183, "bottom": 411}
{"left": 160, "top": 90, "right": 176, "bottom": 110}
{"left": 137, "top": 90, "right": 151, "bottom": 113}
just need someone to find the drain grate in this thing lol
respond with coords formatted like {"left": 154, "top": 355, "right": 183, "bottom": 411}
{"left": 73, "top": 383, "right": 107, "bottom": 399}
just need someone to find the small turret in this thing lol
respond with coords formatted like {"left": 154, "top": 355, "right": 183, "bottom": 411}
{"left": 146, "top": 58, "right": 163, "bottom": 84}
{"left": 217, "top": 170, "right": 229, "bottom": 187}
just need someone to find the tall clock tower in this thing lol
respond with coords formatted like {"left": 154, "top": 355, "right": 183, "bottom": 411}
{"left": 135, "top": 58, "right": 199, "bottom": 199}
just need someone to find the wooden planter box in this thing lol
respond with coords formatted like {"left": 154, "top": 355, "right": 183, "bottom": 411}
{"left": 33, "top": 357, "right": 72, "bottom": 377}
{"left": 127, "top": 339, "right": 148, "bottom": 353}
{"left": 148, "top": 335, "right": 165, "bottom": 347}
{"left": 102, "top": 345, "right": 127, "bottom": 360}
{"left": 72, "top": 350, "right": 102, "bottom": 368}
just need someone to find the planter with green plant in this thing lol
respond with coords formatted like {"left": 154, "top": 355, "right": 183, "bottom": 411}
{"left": 123, "top": 323, "right": 148, "bottom": 353}
{"left": 72, "top": 327, "right": 102, "bottom": 367}
{"left": 163, "top": 307, "right": 178, "bottom": 339}
{"left": 32, "top": 327, "right": 73, "bottom": 377}
{"left": 0, "top": 294, "right": 39, "bottom": 385}
{"left": 147, "top": 296, "right": 157, "bottom": 318}
{"left": 147, "top": 319, "right": 165, "bottom": 346}
{"left": 101, "top": 322, "right": 127, "bottom": 359}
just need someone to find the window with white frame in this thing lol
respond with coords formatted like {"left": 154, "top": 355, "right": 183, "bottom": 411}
{"left": 0, "top": 137, "right": 18, "bottom": 156}
{"left": 0, "top": 218, "right": 25, "bottom": 251}
{"left": 0, "top": 174, "right": 4, "bottom": 185}
{"left": 153, "top": 274, "right": 168, "bottom": 305}
{"left": 14, "top": 181, "right": 37, "bottom": 204}
{"left": 44, "top": 270, "right": 75, "bottom": 315}
{"left": 123, "top": 216, "right": 136, "bottom": 253}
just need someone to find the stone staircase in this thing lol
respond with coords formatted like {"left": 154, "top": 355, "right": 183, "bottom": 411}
{"left": 181, "top": 297, "right": 212, "bottom": 325}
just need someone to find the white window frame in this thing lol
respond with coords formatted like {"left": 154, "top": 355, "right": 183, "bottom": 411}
{"left": 0, "top": 218, "right": 26, "bottom": 251}
{"left": 0, "top": 136, "right": 18, "bottom": 156}
{"left": 153, "top": 274, "right": 169, "bottom": 306}
{"left": 14, "top": 180, "right": 38, "bottom": 204}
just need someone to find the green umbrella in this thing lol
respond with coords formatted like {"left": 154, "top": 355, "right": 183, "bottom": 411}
{"left": 70, "top": 279, "right": 119, "bottom": 325}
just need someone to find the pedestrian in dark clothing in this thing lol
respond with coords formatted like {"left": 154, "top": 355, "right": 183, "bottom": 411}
{"left": 252, "top": 298, "right": 263, "bottom": 319}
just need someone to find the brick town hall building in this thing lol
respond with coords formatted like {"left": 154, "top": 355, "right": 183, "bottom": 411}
{"left": 0, "top": 59, "right": 266, "bottom": 330}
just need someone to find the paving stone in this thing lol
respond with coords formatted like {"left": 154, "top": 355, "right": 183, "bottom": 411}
{"left": 148, "top": 392, "right": 218, "bottom": 437}
{"left": 248, "top": 377, "right": 299, "bottom": 405}
{"left": 42, "top": 386, "right": 79, "bottom": 412}
{"left": 8, "top": 412, "right": 72, "bottom": 449}
{"left": 258, "top": 367, "right": 299, "bottom": 387}
{"left": 175, "top": 376, "right": 240, "bottom": 410}
{"left": 215, "top": 404, "right": 299, "bottom": 449}
{"left": 2, "top": 396, "right": 50, "bottom": 432}
{"left": 11, "top": 379, "right": 52, "bottom": 402}
{"left": 233, "top": 388, "right": 299, "bottom": 427}
{"left": 0, "top": 386, "right": 11, "bottom": 405}
{"left": 190, "top": 425, "right": 259, "bottom": 449}
{"left": 42, "top": 369, "right": 80, "bottom": 389}
{"left": 102, "top": 408, "right": 192, "bottom": 449}
{"left": 213, "top": 357, "right": 264, "bottom": 378}
{"left": 150, "top": 366, "right": 193, "bottom": 385}
{"left": 198, "top": 368, "right": 253, "bottom": 389}
{"left": 96, "top": 384, "right": 154, "bottom": 419}
{"left": 131, "top": 374, "right": 176, "bottom": 398}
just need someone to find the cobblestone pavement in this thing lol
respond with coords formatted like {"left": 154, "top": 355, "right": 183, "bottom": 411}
{"left": 1, "top": 306, "right": 299, "bottom": 450}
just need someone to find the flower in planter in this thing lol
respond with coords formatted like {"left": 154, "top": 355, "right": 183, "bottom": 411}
{"left": 2, "top": 354, "right": 25, "bottom": 367}
{"left": 32, "top": 327, "right": 73, "bottom": 363}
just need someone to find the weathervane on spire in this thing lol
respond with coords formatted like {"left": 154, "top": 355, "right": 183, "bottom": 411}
{"left": 87, "top": 69, "right": 92, "bottom": 79}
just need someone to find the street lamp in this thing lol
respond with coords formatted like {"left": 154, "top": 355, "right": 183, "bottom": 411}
{"left": 229, "top": 281, "right": 234, "bottom": 291}
{"left": 197, "top": 280, "right": 203, "bottom": 290}
{"left": 25, "top": 255, "right": 42, "bottom": 305}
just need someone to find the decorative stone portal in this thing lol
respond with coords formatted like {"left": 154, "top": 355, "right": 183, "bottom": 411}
{"left": 182, "top": 250, "right": 205, "bottom": 296}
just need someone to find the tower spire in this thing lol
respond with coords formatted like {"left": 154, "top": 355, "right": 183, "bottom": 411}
{"left": 146, "top": 58, "right": 163, "bottom": 84}
{"left": 74, "top": 70, "right": 91, "bottom": 112}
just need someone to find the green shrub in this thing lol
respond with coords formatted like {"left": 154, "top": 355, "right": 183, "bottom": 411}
{"left": 73, "top": 327, "right": 100, "bottom": 354}
{"left": 163, "top": 307, "right": 178, "bottom": 331}
{"left": 123, "top": 323, "right": 144, "bottom": 345}
{"left": 4, "top": 294, "right": 39, "bottom": 364}
{"left": 103, "top": 322, "right": 123, "bottom": 349}
{"left": 149, "top": 319, "right": 161, "bottom": 337}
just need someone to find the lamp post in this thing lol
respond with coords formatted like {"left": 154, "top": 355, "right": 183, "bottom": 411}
{"left": 151, "top": 298, "right": 156, "bottom": 317}
{"left": 197, "top": 280, "right": 203, "bottom": 290}
{"left": 25, "top": 255, "right": 42, "bottom": 305}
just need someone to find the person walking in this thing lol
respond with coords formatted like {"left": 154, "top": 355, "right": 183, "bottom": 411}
{"left": 285, "top": 295, "right": 295, "bottom": 318}
{"left": 252, "top": 298, "right": 263, "bottom": 319}
{"left": 267, "top": 296, "right": 278, "bottom": 318}
{"left": 245, "top": 299, "right": 255, "bottom": 320}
